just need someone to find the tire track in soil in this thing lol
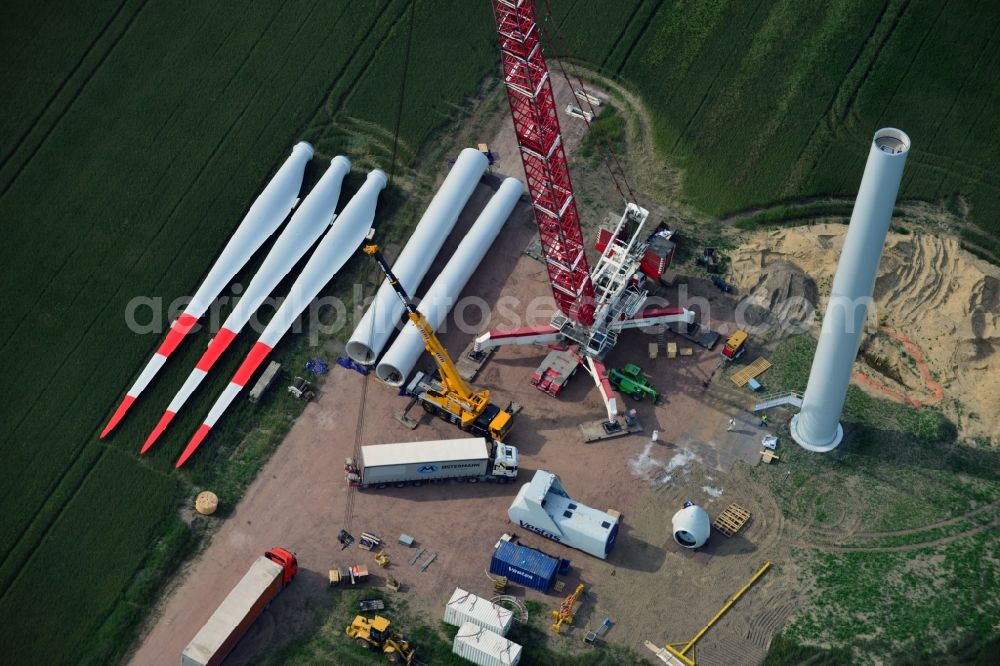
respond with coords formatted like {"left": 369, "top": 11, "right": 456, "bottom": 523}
{"left": 0, "top": 0, "right": 294, "bottom": 443}
{"left": 782, "top": 476, "right": 865, "bottom": 543}
{"left": 832, "top": 122, "right": 1000, "bottom": 203}
{"left": 836, "top": 0, "right": 910, "bottom": 125}
{"left": 613, "top": 0, "right": 666, "bottom": 75}
{"left": 790, "top": 517, "right": 997, "bottom": 553}
{"left": 718, "top": 194, "right": 858, "bottom": 223}
{"left": 5, "top": 4, "right": 418, "bottom": 631}
{"left": 0, "top": 0, "right": 348, "bottom": 586}
{"left": 599, "top": 0, "right": 653, "bottom": 70}
{"left": 292, "top": 0, "right": 402, "bottom": 141}
{"left": 747, "top": 592, "right": 797, "bottom": 647}
{"left": 833, "top": 117, "right": 1000, "bottom": 186}
{"left": 297, "top": 0, "right": 411, "bottom": 172}
{"left": 0, "top": 0, "right": 291, "bottom": 460}
{"left": 924, "top": 19, "right": 1000, "bottom": 184}
{"left": 904, "top": 156, "right": 1000, "bottom": 193}
{"left": 669, "top": 0, "right": 766, "bottom": 154}
{"left": 326, "top": 0, "right": 415, "bottom": 121}
{"left": 809, "top": 501, "right": 1000, "bottom": 541}
{"left": 911, "top": 150, "right": 1000, "bottom": 189}
{"left": 551, "top": 0, "right": 581, "bottom": 35}
{"left": 874, "top": 0, "right": 949, "bottom": 129}
{"left": 952, "top": 58, "right": 1000, "bottom": 168}
{"left": 5, "top": 0, "right": 329, "bottom": 435}
{"left": 144, "top": 26, "right": 236, "bottom": 150}
{"left": 700, "top": 474, "right": 798, "bottom": 663}
{"left": 0, "top": 0, "right": 151, "bottom": 346}
{"left": 751, "top": 477, "right": 789, "bottom": 555}
{"left": 1, "top": 0, "right": 395, "bottom": 625}
{"left": 343, "top": 374, "right": 368, "bottom": 534}
{"left": 784, "top": 0, "right": 910, "bottom": 196}
{"left": 0, "top": 0, "right": 134, "bottom": 171}
{"left": 0, "top": 247, "right": 80, "bottom": 356}
{"left": 0, "top": 0, "right": 151, "bottom": 198}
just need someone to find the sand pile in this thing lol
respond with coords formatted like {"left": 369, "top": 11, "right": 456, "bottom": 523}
{"left": 730, "top": 224, "right": 1000, "bottom": 442}
{"left": 737, "top": 260, "right": 818, "bottom": 329}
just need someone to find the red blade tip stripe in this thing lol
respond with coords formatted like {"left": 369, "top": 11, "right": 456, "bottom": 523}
{"left": 175, "top": 424, "right": 212, "bottom": 468}
{"left": 100, "top": 395, "right": 136, "bottom": 439}
{"left": 232, "top": 342, "right": 273, "bottom": 387}
{"left": 140, "top": 411, "right": 176, "bottom": 454}
{"left": 157, "top": 313, "right": 200, "bottom": 357}
{"left": 195, "top": 328, "right": 238, "bottom": 372}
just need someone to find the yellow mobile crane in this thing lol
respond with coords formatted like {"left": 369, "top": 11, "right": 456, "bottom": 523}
{"left": 363, "top": 243, "right": 514, "bottom": 442}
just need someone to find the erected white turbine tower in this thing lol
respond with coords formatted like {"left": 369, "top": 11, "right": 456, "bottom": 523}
{"left": 790, "top": 128, "right": 910, "bottom": 452}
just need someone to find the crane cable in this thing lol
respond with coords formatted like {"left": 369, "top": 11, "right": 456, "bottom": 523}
{"left": 346, "top": 0, "right": 416, "bottom": 533}
{"left": 388, "top": 0, "right": 417, "bottom": 187}
{"left": 539, "top": 2, "right": 638, "bottom": 204}
{"left": 538, "top": 0, "right": 639, "bottom": 205}
{"left": 541, "top": 9, "right": 637, "bottom": 204}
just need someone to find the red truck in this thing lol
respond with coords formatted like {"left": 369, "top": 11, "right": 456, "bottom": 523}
{"left": 530, "top": 348, "right": 580, "bottom": 396}
{"left": 181, "top": 547, "right": 297, "bottom": 666}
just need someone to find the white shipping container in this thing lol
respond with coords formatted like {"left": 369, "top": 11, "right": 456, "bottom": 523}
{"left": 452, "top": 622, "right": 522, "bottom": 666}
{"left": 443, "top": 588, "right": 514, "bottom": 636}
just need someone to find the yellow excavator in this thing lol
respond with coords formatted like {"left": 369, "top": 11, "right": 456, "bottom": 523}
{"left": 346, "top": 615, "right": 415, "bottom": 664}
{"left": 551, "top": 583, "right": 585, "bottom": 633}
{"left": 363, "top": 243, "right": 514, "bottom": 442}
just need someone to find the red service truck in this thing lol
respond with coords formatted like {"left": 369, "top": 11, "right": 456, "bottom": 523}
{"left": 181, "top": 547, "right": 297, "bottom": 666}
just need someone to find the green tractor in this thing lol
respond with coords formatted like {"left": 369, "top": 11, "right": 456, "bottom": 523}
{"left": 609, "top": 363, "right": 659, "bottom": 402}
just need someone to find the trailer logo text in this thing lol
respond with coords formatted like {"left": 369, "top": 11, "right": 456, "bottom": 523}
{"left": 518, "top": 520, "right": 561, "bottom": 543}
{"left": 416, "top": 462, "right": 480, "bottom": 475}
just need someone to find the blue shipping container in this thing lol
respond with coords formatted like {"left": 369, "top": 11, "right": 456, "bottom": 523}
{"left": 489, "top": 541, "right": 558, "bottom": 592}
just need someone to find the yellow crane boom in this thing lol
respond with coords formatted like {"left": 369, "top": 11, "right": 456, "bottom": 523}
{"left": 646, "top": 561, "right": 771, "bottom": 666}
{"left": 362, "top": 243, "right": 512, "bottom": 440}
{"left": 551, "top": 583, "right": 585, "bottom": 633}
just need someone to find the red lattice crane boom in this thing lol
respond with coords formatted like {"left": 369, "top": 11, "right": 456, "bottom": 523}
{"left": 492, "top": 0, "right": 596, "bottom": 326}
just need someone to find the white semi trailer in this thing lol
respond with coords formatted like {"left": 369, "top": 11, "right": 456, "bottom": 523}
{"left": 345, "top": 437, "right": 519, "bottom": 488}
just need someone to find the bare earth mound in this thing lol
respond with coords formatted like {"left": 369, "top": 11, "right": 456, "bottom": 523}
{"left": 730, "top": 224, "right": 1000, "bottom": 442}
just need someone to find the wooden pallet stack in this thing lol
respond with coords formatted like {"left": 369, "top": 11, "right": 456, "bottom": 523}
{"left": 713, "top": 503, "right": 752, "bottom": 537}
{"left": 731, "top": 358, "right": 772, "bottom": 387}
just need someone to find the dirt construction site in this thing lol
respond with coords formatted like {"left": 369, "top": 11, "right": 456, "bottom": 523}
{"left": 129, "top": 75, "right": 1000, "bottom": 666}
{"left": 130, "top": 183, "right": 795, "bottom": 665}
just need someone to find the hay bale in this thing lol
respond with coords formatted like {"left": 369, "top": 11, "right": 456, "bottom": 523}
{"left": 195, "top": 491, "right": 219, "bottom": 515}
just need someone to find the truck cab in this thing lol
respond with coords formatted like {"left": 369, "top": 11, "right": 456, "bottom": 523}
{"left": 264, "top": 547, "right": 298, "bottom": 586}
{"left": 722, "top": 329, "right": 748, "bottom": 361}
{"left": 491, "top": 442, "right": 519, "bottom": 481}
{"left": 478, "top": 402, "right": 514, "bottom": 442}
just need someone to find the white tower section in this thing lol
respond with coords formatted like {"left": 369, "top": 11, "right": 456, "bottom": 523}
{"left": 790, "top": 128, "right": 910, "bottom": 452}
